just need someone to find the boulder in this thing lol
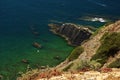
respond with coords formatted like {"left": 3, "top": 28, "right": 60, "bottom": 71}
{"left": 32, "top": 31, "right": 40, "bottom": 36}
{"left": 0, "top": 75, "right": 3, "bottom": 79}
{"left": 30, "top": 26, "right": 40, "bottom": 36}
{"left": 40, "top": 66, "right": 46, "bottom": 69}
{"left": 21, "top": 59, "right": 29, "bottom": 64}
{"left": 32, "top": 42, "right": 42, "bottom": 49}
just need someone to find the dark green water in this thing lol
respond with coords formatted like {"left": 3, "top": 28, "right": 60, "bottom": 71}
{"left": 0, "top": 0, "right": 120, "bottom": 79}
{"left": 0, "top": 32, "right": 74, "bottom": 79}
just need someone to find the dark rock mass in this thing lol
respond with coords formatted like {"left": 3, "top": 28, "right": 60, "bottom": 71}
{"left": 48, "top": 23, "right": 93, "bottom": 46}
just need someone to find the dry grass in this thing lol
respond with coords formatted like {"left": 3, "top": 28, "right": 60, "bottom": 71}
{"left": 35, "top": 69, "right": 62, "bottom": 79}
{"left": 106, "top": 75, "right": 120, "bottom": 80}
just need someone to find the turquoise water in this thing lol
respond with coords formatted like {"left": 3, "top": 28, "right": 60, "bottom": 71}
{"left": 0, "top": 32, "right": 74, "bottom": 79}
{"left": 0, "top": 0, "right": 120, "bottom": 79}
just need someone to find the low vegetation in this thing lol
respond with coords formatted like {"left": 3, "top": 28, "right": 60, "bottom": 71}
{"left": 75, "top": 60, "right": 101, "bottom": 71}
{"left": 91, "top": 32, "right": 120, "bottom": 65}
{"left": 75, "top": 60, "right": 90, "bottom": 71}
{"left": 108, "top": 58, "right": 120, "bottom": 68}
{"left": 63, "top": 60, "right": 101, "bottom": 71}
{"left": 68, "top": 46, "right": 84, "bottom": 61}
{"left": 17, "top": 68, "right": 62, "bottom": 80}
{"left": 63, "top": 63, "right": 74, "bottom": 71}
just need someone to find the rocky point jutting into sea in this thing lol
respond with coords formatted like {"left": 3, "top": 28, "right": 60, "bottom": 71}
{"left": 18, "top": 20, "right": 120, "bottom": 80}
{"left": 48, "top": 23, "right": 93, "bottom": 46}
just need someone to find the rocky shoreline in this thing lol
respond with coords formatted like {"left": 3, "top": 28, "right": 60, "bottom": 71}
{"left": 48, "top": 23, "right": 93, "bottom": 46}
{"left": 17, "top": 68, "right": 120, "bottom": 80}
{"left": 37, "top": 68, "right": 120, "bottom": 80}
{"left": 17, "top": 21, "right": 120, "bottom": 80}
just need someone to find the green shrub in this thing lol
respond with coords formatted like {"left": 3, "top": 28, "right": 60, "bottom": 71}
{"left": 68, "top": 46, "right": 84, "bottom": 61}
{"left": 89, "top": 60, "right": 101, "bottom": 70}
{"left": 76, "top": 60, "right": 101, "bottom": 70}
{"left": 108, "top": 58, "right": 120, "bottom": 68}
{"left": 63, "top": 63, "right": 73, "bottom": 71}
{"left": 91, "top": 32, "right": 120, "bottom": 65}
{"left": 76, "top": 60, "right": 90, "bottom": 70}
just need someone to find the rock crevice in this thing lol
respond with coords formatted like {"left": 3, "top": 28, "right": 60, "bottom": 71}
{"left": 49, "top": 23, "right": 93, "bottom": 46}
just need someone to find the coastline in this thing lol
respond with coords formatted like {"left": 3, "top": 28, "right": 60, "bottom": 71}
{"left": 17, "top": 68, "right": 120, "bottom": 80}
{"left": 48, "top": 23, "right": 93, "bottom": 46}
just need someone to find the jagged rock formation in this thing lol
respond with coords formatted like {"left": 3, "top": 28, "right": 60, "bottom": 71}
{"left": 56, "top": 20, "right": 120, "bottom": 71}
{"left": 17, "top": 21, "right": 120, "bottom": 80}
{"left": 48, "top": 23, "right": 93, "bottom": 46}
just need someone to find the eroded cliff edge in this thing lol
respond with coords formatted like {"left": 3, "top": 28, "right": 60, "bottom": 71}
{"left": 17, "top": 21, "right": 120, "bottom": 80}
{"left": 48, "top": 23, "right": 93, "bottom": 46}
{"left": 56, "top": 20, "right": 120, "bottom": 71}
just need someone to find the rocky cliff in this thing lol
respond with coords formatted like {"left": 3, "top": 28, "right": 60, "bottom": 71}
{"left": 48, "top": 23, "right": 93, "bottom": 46}
{"left": 56, "top": 20, "right": 120, "bottom": 71}
{"left": 17, "top": 21, "right": 120, "bottom": 80}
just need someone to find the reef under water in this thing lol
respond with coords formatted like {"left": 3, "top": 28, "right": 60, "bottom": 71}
{"left": 0, "top": 0, "right": 120, "bottom": 79}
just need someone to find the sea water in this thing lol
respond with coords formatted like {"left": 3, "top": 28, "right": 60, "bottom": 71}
{"left": 0, "top": 0, "right": 120, "bottom": 79}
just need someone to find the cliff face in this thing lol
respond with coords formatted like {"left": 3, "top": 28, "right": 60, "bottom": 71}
{"left": 17, "top": 21, "right": 120, "bottom": 80}
{"left": 56, "top": 20, "right": 120, "bottom": 71}
{"left": 49, "top": 23, "right": 92, "bottom": 46}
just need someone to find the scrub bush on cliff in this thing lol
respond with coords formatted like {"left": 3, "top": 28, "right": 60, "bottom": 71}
{"left": 91, "top": 32, "right": 120, "bottom": 65}
{"left": 68, "top": 46, "right": 84, "bottom": 61}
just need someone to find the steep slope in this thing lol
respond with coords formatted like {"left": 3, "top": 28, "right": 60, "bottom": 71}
{"left": 17, "top": 21, "right": 120, "bottom": 80}
{"left": 56, "top": 20, "right": 120, "bottom": 71}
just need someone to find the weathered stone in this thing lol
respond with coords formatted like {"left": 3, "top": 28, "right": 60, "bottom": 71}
{"left": 32, "top": 42, "right": 42, "bottom": 49}
{"left": 30, "top": 26, "right": 40, "bottom": 36}
{"left": 32, "top": 31, "right": 40, "bottom": 36}
{"left": 40, "top": 66, "right": 46, "bottom": 69}
{"left": 0, "top": 75, "right": 3, "bottom": 80}
{"left": 49, "top": 23, "right": 93, "bottom": 46}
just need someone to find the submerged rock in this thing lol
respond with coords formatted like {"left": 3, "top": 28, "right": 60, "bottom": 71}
{"left": 32, "top": 42, "right": 42, "bottom": 49}
{"left": 53, "top": 56, "right": 61, "bottom": 60}
{"left": 21, "top": 59, "right": 29, "bottom": 64}
{"left": 40, "top": 66, "right": 46, "bottom": 69}
{"left": 0, "top": 75, "right": 3, "bottom": 80}
{"left": 30, "top": 25, "right": 40, "bottom": 36}
{"left": 32, "top": 31, "right": 40, "bottom": 36}
{"left": 49, "top": 23, "right": 93, "bottom": 46}
{"left": 30, "top": 25, "right": 36, "bottom": 31}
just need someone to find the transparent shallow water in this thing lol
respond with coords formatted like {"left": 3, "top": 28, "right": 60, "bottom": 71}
{"left": 0, "top": 0, "right": 120, "bottom": 79}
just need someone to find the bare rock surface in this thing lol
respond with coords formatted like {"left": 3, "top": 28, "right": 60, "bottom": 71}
{"left": 37, "top": 68, "right": 120, "bottom": 80}
{"left": 49, "top": 23, "right": 93, "bottom": 46}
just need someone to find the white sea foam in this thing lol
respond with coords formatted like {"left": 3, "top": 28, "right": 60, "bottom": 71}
{"left": 91, "top": 17, "right": 106, "bottom": 22}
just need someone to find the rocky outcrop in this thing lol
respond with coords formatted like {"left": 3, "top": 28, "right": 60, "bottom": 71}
{"left": 49, "top": 23, "right": 93, "bottom": 46}
{"left": 17, "top": 21, "right": 120, "bottom": 80}
{"left": 56, "top": 20, "right": 120, "bottom": 71}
